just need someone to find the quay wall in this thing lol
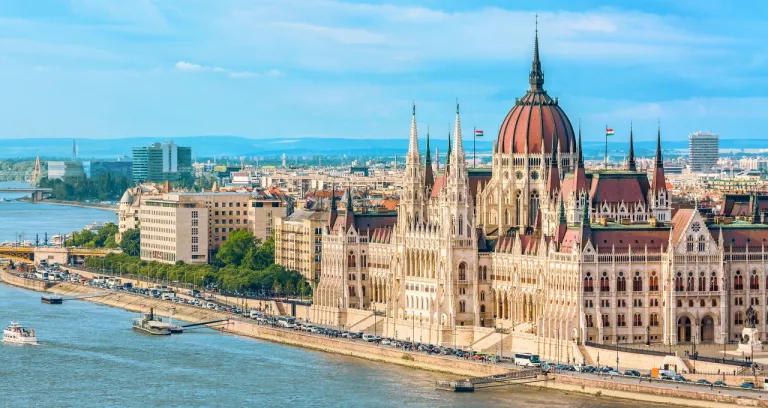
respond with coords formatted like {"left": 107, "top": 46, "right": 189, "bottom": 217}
{"left": 545, "top": 374, "right": 768, "bottom": 408}
{"left": 0, "top": 268, "right": 55, "bottom": 291}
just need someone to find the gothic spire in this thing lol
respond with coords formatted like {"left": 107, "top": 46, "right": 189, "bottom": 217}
{"left": 577, "top": 120, "right": 584, "bottom": 168}
{"left": 654, "top": 121, "right": 663, "bottom": 168}
{"left": 328, "top": 185, "right": 337, "bottom": 228}
{"left": 452, "top": 101, "right": 463, "bottom": 157}
{"left": 582, "top": 189, "right": 591, "bottom": 225}
{"left": 408, "top": 102, "right": 419, "bottom": 155}
{"left": 446, "top": 125, "right": 452, "bottom": 168}
{"left": 627, "top": 121, "right": 636, "bottom": 171}
{"left": 529, "top": 14, "right": 544, "bottom": 91}
{"left": 559, "top": 196, "right": 567, "bottom": 225}
{"left": 651, "top": 121, "right": 667, "bottom": 193}
{"left": 424, "top": 126, "right": 435, "bottom": 188}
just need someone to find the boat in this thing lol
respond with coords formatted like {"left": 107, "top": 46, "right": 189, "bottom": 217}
{"left": 3, "top": 322, "right": 38, "bottom": 345}
{"left": 41, "top": 295, "right": 63, "bottom": 304}
{"left": 132, "top": 308, "right": 171, "bottom": 336}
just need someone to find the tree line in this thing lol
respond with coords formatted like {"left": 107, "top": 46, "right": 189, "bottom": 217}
{"left": 39, "top": 173, "right": 131, "bottom": 202}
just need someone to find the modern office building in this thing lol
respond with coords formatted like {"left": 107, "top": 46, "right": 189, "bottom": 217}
{"left": 688, "top": 131, "right": 719, "bottom": 173}
{"left": 132, "top": 142, "right": 192, "bottom": 183}
{"left": 47, "top": 161, "right": 86, "bottom": 181}
{"left": 87, "top": 161, "right": 133, "bottom": 180}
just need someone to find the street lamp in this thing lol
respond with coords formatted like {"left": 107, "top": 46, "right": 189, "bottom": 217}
{"left": 616, "top": 336, "right": 620, "bottom": 372}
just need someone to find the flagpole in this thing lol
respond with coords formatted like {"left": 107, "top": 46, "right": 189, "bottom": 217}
{"left": 473, "top": 126, "right": 476, "bottom": 169}
{"left": 605, "top": 124, "right": 608, "bottom": 168}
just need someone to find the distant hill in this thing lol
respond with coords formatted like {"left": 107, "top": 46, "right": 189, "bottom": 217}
{"left": 0, "top": 136, "right": 759, "bottom": 160}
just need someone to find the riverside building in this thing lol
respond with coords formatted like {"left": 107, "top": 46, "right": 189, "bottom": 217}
{"left": 310, "top": 29, "right": 768, "bottom": 361}
{"left": 274, "top": 209, "right": 329, "bottom": 283}
{"left": 132, "top": 141, "right": 193, "bottom": 183}
{"left": 119, "top": 188, "right": 286, "bottom": 264}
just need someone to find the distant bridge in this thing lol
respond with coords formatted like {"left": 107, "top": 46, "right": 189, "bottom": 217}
{"left": 0, "top": 187, "right": 52, "bottom": 202}
{"left": 0, "top": 246, "right": 118, "bottom": 264}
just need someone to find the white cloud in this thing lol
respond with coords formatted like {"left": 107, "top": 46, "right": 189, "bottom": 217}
{"left": 175, "top": 61, "right": 207, "bottom": 72}
{"left": 176, "top": 61, "right": 283, "bottom": 79}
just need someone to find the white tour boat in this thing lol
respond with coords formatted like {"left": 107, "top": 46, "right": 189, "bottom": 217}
{"left": 3, "top": 322, "right": 38, "bottom": 345}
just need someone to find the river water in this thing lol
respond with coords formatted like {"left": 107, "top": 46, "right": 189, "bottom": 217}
{"left": 0, "top": 195, "right": 662, "bottom": 407}
{"left": 0, "top": 182, "right": 117, "bottom": 243}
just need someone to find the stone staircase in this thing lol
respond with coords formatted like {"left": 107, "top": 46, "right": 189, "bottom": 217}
{"left": 578, "top": 345, "right": 596, "bottom": 365}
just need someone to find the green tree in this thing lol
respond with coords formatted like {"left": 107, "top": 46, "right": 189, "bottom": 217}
{"left": 120, "top": 228, "right": 140, "bottom": 256}
{"left": 216, "top": 229, "right": 256, "bottom": 267}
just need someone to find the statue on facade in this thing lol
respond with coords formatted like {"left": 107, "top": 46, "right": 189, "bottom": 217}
{"left": 746, "top": 306, "right": 758, "bottom": 329}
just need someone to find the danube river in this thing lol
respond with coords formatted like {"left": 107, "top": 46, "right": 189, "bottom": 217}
{"left": 0, "top": 182, "right": 117, "bottom": 243}
{"left": 0, "top": 197, "right": 663, "bottom": 407}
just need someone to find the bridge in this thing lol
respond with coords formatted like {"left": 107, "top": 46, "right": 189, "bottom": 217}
{"left": 0, "top": 246, "right": 118, "bottom": 264}
{"left": 0, "top": 187, "right": 52, "bottom": 202}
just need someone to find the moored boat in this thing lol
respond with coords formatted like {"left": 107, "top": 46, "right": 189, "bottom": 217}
{"left": 3, "top": 322, "right": 38, "bottom": 345}
{"left": 132, "top": 308, "right": 171, "bottom": 336}
{"left": 41, "top": 295, "right": 63, "bottom": 304}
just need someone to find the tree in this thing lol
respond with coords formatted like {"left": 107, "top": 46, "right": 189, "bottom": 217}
{"left": 217, "top": 230, "right": 256, "bottom": 267}
{"left": 120, "top": 228, "right": 140, "bottom": 256}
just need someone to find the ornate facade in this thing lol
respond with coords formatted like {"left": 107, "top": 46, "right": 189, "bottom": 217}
{"left": 310, "top": 29, "right": 768, "bottom": 359}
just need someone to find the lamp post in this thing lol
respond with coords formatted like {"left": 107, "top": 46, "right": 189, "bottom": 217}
{"left": 419, "top": 313, "right": 423, "bottom": 343}
{"left": 499, "top": 321, "right": 503, "bottom": 360}
{"left": 646, "top": 325, "right": 651, "bottom": 346}
{"left": 412, "top": 314, "right": 415, "bottom": 343}
{"left": 616, "top": 336, "right": 620, "bottom": 372}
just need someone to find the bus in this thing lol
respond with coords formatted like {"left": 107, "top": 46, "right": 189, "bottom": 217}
{"left": 514, "top": 353, "right": 541, "bottom": 367}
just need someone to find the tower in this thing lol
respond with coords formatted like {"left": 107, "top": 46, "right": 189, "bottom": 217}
{"left": 400, "top": 103, "right": 425, "bottom": 227}
{"left": 650, "top": 123, "right": 671, "bottom": 222}
{"left": 627, "top": 122, "right": 637, "bottom": 172}
{"left": 443, "top": 102, "right": 473, "bottom": 242}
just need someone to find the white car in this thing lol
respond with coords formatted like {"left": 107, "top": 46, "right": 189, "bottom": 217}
{"left": 206, "top": 302, "right": 216, "bottom": 309}
{"left": 362, "top": 334, "right": 377, "bottom": 342}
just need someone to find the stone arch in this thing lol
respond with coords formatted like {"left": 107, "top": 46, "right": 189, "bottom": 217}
{"left": 676, "top": 313, "right": 694, "bottom": 343}
{"left": 700, "top": 315, "right": 715, "bottom": 343}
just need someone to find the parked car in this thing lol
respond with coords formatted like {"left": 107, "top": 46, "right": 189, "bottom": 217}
{"left": 672, "top": 375, "right": 687, "bottom": 383}
{"left": 696, "top": 379, "right": 712, "bottom": 386}
{"left": 624, "top": 370, "right": 641, "bottom": 377}
{"left": 741, "top": 382, "right": 756, "bottom": 389}
{"left": 713, "top": 380, "right": 728, "bottom": 387}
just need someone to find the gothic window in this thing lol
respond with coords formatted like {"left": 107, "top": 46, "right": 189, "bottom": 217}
{"left": 633, "top": 272, "right": 642, "bottom": 292}
{"left": 530, "top": 171, "right": 539, "bottom": 181}
{"left": 586, "top": 314, "right": 594, "bottom": 327}
{"left": 515, "top": 190, "right": 522, "bottom": 225}
{"left": 710, "top": 272, "right": 718, "bottom": 291}
{"left": 698, "top": 235, "right": 705, "bottom": 252}
{"left": 458, "top": 263, "right": 467, "bottom": 281}
{"left": 735, "top": 312, "right": 743, "bottom": 326}
{"left": 698, "top": 272, "right": 706, "bottom": 292}
{"left": 600, "top": 272, "right": 610, "bottom": 292}
{"left": 584, "top": 273, "right": 593, "bottom": 292}
{"left": 504, "top": 210, "right": 510, "bottom": 225}
{"left": 602, "top": 314, "right": 610, "bottom": 327}
{"left": 480, "top": 291, "right": 485, "bottom": 301}
{"left": 347, "top": 253, "right": 356, "bottom": 268}
{"left": 686, "top": 235, "right": 694, "bottom": 251}
{"left": 649, "top": 272, "right": 659, "bottom": 291}
{"left": 686, "top": 272, "right": 694, "bottom": 291}
{"left": 734, "top": 270, "right": 743, "bottom": 290}
{"left": 750, "top": 270, "right": 759, "bottom": 290}
{"left": 633, "top": 313, "right": 643, "bottom": 327}
{"left": 529, "top": 190, "right": 540, "bottom": 225}
{"left": 650, "top": 313, "right": 659, "bottom": 326}
{"left": 675, "top": 272, "right": 683, "bottom": 292}
{"left": 459, "top": 301, "right": 466, "bottom": 313}
{"left": 458, "top": 215, "right": 464, "bottom": 235}
{"left": 516, "top": 171, "right": 523, "bottom": 180}
{"left": 617, "top": 272, "right": 626, "bottom": 292}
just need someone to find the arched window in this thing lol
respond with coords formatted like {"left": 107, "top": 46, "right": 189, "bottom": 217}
{"left": 529, "top": 191, "right": 540, "bottom": 225}
{"left": 480, "top": 291, "right": 486, "bottom": 301}
{"left": 482, "top": 266, "right": 487, "bottom": 280}
{"left": 686, "top": 235, "right": 694, "bottom": 251}
{"left": 734, "top": 271, "right": 743, "bottom": 290}
{"left": 600, "top": 272, "right": 610, "bottom": 292}
{"left": 585, "top": 314, "right": 594, "bottom": 327}
{"left": 633, "top": 272, "right": 643, "bottom": 292}
{"left": 617, "top": 272, "right": 626, "bottom": 292}
{"left": 675, "top": 272, "right": 684, "bottom": 292}
{"left": 458, "top": 263, "right": 467, "bottom": 281}
{"left": 710, "top": 271, "right": 719, "bottom": 291}
{"left": 504, "top": 209, "right": 510, "bottom": 225}
{"left": 515, "top": 190, "right": 522, "bottom": 226}
{"left": 584, "top": 273, "right": 593, "bottom": 292}
{"left": 649, "top": 272, "right": 659, "bottom": 291}
{"left": 750, "top": 270, "right": 759, "bottom": 290}
{"left": 480, "top": 305, "right": 486, "bottom": 313}
{"left": 459, "top": 301, "right": 466, "bottom": 313}
{"left": 698, "top": 271, "right": 706, "bottom": 291}
{"left": 633, "top": 313, "right": 643, "bottom": 327}
{"left": 347, "top": 253, "right": 356, "bottom": 267}
{"left": 686, "top": 272, "right": 694, "bottom": 291}
{"left": 650, "top": 313, "right": 659, "bottom": 326}
{"left": 698, "top": 235, "right": 706, "bottom": 252}
{"left": 617, "top": 314, "right": 626, "bottom": 327}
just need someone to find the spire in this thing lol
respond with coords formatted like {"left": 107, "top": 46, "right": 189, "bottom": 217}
{"left": 343, "top": 186, "right": 356, "bottom": 230}
{"left": 753, "top": 193, "right": 761, "bottom": 224}
{"left": 651, "top": 121, "right": 667, "bottom": 193}
{"left": 577, "top": 120, "right": 584, "bottom": 168}
{"left": 529, "top": 14, "right": 544, "bottom": 91}
{"left": 582, "top": 189, "right": 591, "bottom": 225}
{"left": 408, "top": 102, "right": 419, "bottom": 155}
{"left": 446, "top": 125, "right": 452, "bottom": 168}
{"left": 559, "top": 196, "right": 567, "bottom": 225}
{"left": 546, "top": 131, "right": 560, "bottom": 195}
{"left": 345, "top": 187, "right": 354, "bottom": 211}
{"left": 424, "top": 127, "right": 435, "bottom": 188}
{"left": 627, "top": 121, "right": 636, "bottom": 171}
{"left": 452, "top": 101, "right": 463, "bottom": 157}
{"left": 328, "top": 185, "right": 337, "bottom": 228}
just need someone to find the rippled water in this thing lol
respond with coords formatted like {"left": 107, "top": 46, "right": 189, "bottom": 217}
{"left": 0, "top": 283, "right": 668, "bottom": 408}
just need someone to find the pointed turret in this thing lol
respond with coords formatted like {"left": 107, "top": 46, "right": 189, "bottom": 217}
{"left": 343, "top": 187, "right": 355, "bottom": 230}
{"left": 529, "top": 15, "right": 545, "bottom": 91}
{"left": 408, "top": 102, "right": 419, "bottom": 155}
{"left": 579, "top": 189, "right": 592, "bottom": 249}
{"left": 627, "top": 122, "right": 637, "bottom": 171}
{"left": 328, "top": 186, "right": 337, "bottom": 229}
{"left": 445, "top": 126, "right": 452, "bottom": 169}
{"left": 424, "top": 127, "right": 434, "bottom": 189}
{"left": 752, "top": 193, "right": 761, "bottom": 224}
{"left": 452, "top": 102, "right": 464, "bottom": 158}
{"left": 651, "top": 123, "right": 666, "bottom": 193}
{"left": 572, "top": 121, "right": 588, "bottom": 194}
{"left": 555, "top": 197, "right": 568, "bottom": 247}
{"left": 546, "top": 128, "right": 560, "bottom": 196}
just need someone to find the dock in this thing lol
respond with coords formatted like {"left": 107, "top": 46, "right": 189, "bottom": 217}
{"left": 41, "top": 295, "right": 63, "bottom": 304}
{"left": 435, "top": 368, "right": 543, "bottom": 392}
{"left": 40, "top": 291, "right": 111, "bottom": 304}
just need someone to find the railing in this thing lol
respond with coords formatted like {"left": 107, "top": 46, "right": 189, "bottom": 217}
{"left": 584, "top": 341, "right": 671, "bottom": 357}
{"left": 692, "top": 354, "right": 752, "bottom": 367}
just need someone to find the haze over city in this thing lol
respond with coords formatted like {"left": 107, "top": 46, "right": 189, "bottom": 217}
{"left": 1, "top": 0, "right": 767, "bottom": 143}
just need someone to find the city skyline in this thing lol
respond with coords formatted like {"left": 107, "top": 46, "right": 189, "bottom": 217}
{"left": 0, "top": 1, "right": 766, "bottom": 142}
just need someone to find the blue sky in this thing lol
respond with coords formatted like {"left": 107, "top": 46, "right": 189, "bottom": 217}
{"left": 0, "top": 0, "right": 766, "bottom": 144}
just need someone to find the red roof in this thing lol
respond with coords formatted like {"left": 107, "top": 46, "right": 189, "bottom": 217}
{"left": 671, "top": 209, "right": 695, "bottom": 244}
{"left": 589, "top": 173, "right": 649, "bottom": 206}
{"left": 588, "top": 228, "right": 669, "bottom": 253}
{"left": 710, "top": 227, "right": 768, "bottom": 251}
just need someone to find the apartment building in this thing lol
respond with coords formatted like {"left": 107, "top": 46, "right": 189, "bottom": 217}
{"left": 274, "top": 210, "right": 328, "bottom": 282}
{"left": 139, "top": 194, "right": 209, "bottom": 264}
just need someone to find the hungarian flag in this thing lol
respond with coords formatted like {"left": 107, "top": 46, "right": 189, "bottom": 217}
{"left": 475, "top": 130, "right": 484, "bottom": 137}
{"left": 606, "top": 128, "right": 614, "bottom": 136}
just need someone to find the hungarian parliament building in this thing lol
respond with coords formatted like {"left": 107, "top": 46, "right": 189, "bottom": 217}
{"left": 310, "top": 30, "right": 768, "bottom": 359}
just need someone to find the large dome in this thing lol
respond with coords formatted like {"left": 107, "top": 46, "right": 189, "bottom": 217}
{"left": 496, "top": 31, "right": 575, "bottom": 155}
